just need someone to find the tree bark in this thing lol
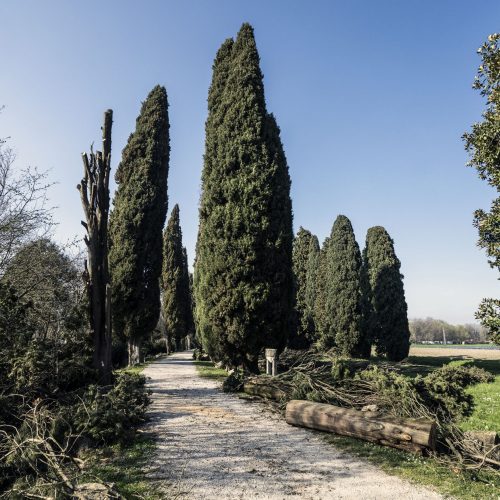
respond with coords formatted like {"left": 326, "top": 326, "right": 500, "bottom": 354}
{"left": 285, "top": 400, "right": 436, "bottom": 454}
{"left": 77, "top": 110, "right": 113, "bottom": 384}
{"left": 128, "top": 337, "right": 143, "bottom": 366}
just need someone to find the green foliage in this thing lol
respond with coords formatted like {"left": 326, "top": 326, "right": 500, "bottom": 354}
{"left": 304, "top": 235, "right": 320, "bottom": 343}
{"left": 362, "top": 226, "right": 410, "bottom": 361}
{"left": 74, "top": 372, "right": 150, "bottom": 445}
{"left": 427, "top": 363, "right": 494, "bottom": 386}
{"left": 161, "top": 205, "right": 191, "bottom": 347}
{"left": 109, "top": 85, "right": 170, "bottom": 362}
{"left": 331, "top": 357, "right": 369, "bottom": 380}
{"left": 463, "top": 34, "right": 500, "bottom": 345}
{"left": 2, "top": 239, "right": 81, "bottom": 338}
{"left": 475, "top": 299, "right": 500, "bottom": 345}
{"left": 316, "top": 216, "right": 366, "bottom": 357}
{"left": 194, "top": 24, "right": 294, "bottom": 370}
{"left": 222, "top": 369, "right": 245, "bottom": 392}
{"left": 192, "top": 348, "right": 209, "bottom": 361}
{"left": 314, "top": 237, "right": 330, "bottom": 345}
{"left": 291, "top": 227, "right": 315, "bottom": 348}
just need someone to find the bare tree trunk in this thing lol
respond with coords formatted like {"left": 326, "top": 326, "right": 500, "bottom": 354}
{"left": 128, "top": 337, "right": 143, "bottom": 365}
{"left": 77, "top": 110, "right": 113, "bottom": 384}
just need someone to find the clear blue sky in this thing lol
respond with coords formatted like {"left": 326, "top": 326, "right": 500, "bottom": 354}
{"left": 1, "top": 0, "right": 498, "bottom": 324}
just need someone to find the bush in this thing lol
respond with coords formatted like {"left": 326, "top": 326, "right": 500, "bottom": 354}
{"left": 73, "top": 372, "right": 150, "bottom": 445}
{"left": 332, "top": 358, "right": 369, "bottom": 380}
{"left": 429, "top": 363, "right": 494, "bottom": 387}
{"left": 193, "top": 348, "right": 209, "bottom": 361}
{"left": 222, "top": 369, "right": 245, "bottom": 393}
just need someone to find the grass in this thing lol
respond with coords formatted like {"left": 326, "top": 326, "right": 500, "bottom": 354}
{"left": 193, "top": 360, "right": 228, "bottom": 381}
{"left": 81, "top": 434, "right": 163, "bottom": 499}
{"left": 116, "top": 362, "right": 149, "bottom": 375}
{"left": 322, "top": 433, "right": 500, "bottom": 499}
{"left": 80, "top": 358, "right": 159, "bottom": 498}
{"left": 462, "top": 374, "right": 500, "bottom": 432}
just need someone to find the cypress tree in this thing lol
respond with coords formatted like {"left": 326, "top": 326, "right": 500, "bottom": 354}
{"left": 194, "top": 37, "right": 234, "bottom": 361}
{"left": 314, "top": 236, "right": 331, "bottom": 342}
{"left": 362, "top": 226, "right": 410, "bottom": 361}
{"left": 291, "top": 227, "right": 315, "bottom": 348}
{"left": 109, "top": 85, "right": 170, "bottom": 365}
{"left": 182, "top": 246, "right": 194, "bottom": 337}
{"left": 161, "top": 205, "right": 191, "bottom": 349}
{"left": 194, "top": 24, "right": 294, "bottom": 370}
{"left": 304, "top": 235, "right": 320, "bottom": 343}
{"left": 321, "top": 215, "right": 364, "bottom": 356}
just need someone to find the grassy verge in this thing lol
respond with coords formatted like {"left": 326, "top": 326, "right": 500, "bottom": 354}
{"left": 79, "top": 358, "right": 162, "bottom": 498}
{"left": 193, "top": 360, "right": 228, "bottom": 381}
{"left": 116, "top": 362, "right": 149, "bottom": 375}
{"left": 322, "top": 433, "right": 499, "bottom": 499}
{"left": 81, "top": 434, "right": 162, "bottom": 499}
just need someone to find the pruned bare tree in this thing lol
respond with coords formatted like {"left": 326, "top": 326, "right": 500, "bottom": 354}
{"left": 77, "top": 110, "right": 113, "bottom": 384}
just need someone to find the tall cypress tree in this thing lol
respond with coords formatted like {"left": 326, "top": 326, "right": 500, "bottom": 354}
{"left": 109, "top": 85, "right": 170, "bottom": 365}
{"left": 320, "top": 215, "right": 364, "bottom": 356}
{"left": 291, "top": 227, "right": 315, "bottom": 348}
{"left": 304, "top": 235, "right": 320, "bottom": 344}
{"left": 314, "top": 236, "right": 331, "bottom": 343}
{"left": 182, "top": 247, "right": 194, "bottom": 338}
{"left": 194, "top": 38, "right": 234, "bottom": 361}
{"left": 362, "top": 226, "right": 410, "bottom": 361}
{"left": 161, "top": 205, "right": 191, "bottom": 349}
{"left": 194, "top": 24, "right": 293, "bottom": 370}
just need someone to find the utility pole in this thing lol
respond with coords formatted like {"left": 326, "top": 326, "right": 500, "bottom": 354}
{"left": 442, "top": 327, "right": 447, "bottom": 345}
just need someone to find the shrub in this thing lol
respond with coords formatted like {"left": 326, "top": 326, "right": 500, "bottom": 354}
{"left": 222, "top": 369, "right": 245, "bottom": 393}
{"left": 74, "top": 373, "right": 150, "bottom": 445}
{"left": 429, "top": 363, "right": 494, "bottom": 387}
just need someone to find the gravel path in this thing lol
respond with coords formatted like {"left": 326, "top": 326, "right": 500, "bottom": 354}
{"left": 143, "top": 351, "right": 443, "bottom": 500}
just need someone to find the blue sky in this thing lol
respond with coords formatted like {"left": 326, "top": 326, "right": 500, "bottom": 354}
{"left": 1, "top": 0, "right": 498, "bottom": 323}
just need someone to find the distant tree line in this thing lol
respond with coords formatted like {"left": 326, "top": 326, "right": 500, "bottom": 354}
{"left": 409, "top": 318, "right": 489, "bottom": 344}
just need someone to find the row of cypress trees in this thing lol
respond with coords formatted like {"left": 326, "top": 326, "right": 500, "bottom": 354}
{"left": 293, "top": 216, "right": 410, "bottom": 361}
{"left": 107, "top": 23, "right": 410, "bottom": 367}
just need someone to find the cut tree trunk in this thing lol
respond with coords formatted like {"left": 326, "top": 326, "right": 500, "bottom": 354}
{"left": 285, "top": 400, "right": 436, "bottom": 454}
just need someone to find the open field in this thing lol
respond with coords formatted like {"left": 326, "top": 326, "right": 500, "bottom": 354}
{"left": 410, "top": 345, "right": 500, "bottom": 360}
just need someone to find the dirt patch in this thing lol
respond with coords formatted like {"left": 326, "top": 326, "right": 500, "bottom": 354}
{"left": 410, "top": 346, "right": 500, "bottom": 360}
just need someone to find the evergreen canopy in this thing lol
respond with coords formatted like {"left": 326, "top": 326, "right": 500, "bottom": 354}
{"left": 319, "top": 215, "right": 364, "bottom": 356}
{"left": 161, "top": 205, "right": 192, "bottom": 347}
{"left": 291, "top": 227, "right": 315, "bottom": 348}
{"left": 194, "top": 23, "right": 294, "bottom": 370}
{"left": 362, "top": 226, "right": 410, "bottom": 361}
{"left": 303, "top": 234, "right": 320, "bottom": 343}
{"left": 109, "top": 85, "right": 170, "bottom": 363}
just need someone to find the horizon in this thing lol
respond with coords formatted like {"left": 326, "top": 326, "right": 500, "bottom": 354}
{"left": 1, "top": 0, "right": 498, "bottom": 324}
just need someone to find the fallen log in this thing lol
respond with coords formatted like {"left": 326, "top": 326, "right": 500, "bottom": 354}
{"left": 243, "top": 381, "right": 287, "bottom": 400}
{"left": 285, "top": 400, "right": 436, "bottom": 454}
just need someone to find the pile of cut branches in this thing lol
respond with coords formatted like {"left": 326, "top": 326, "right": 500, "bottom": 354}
{"left": 244, "top": 351, "right": 499, "bottom": 473}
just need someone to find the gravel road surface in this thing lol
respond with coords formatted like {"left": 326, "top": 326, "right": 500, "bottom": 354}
{"left": 143, "top": 351, "right": 443, "bottom": 500}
